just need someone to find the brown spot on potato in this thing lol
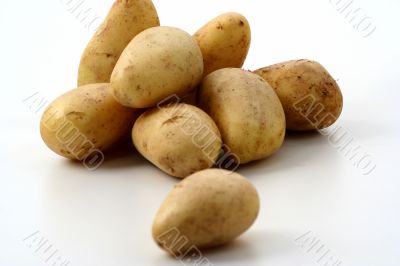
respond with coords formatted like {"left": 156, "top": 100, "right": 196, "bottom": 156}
{"left": 66, "top": 111, "right": 85, "bottom": 120}
{"left": 162, "top": 115, "right": 184, "bottom": 126}
{"left": 159, "top": 155, "right": 176, "bottom": 174}
{"left": 60, "top": 149, "right": 71, "bottom": 155}
{"left": 142, "top": 142, "right": 148, "bottom": 150}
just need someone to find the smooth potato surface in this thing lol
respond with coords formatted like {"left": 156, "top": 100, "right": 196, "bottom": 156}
{"left": 111, "top": 26, "right": 203, "bottom": 108}
{"left": 132, "top": 103, "right": 221, "bottom": 178}
{"left": 78, "top": 0, "right": 160, "bottom": 86}
{"left": 197, "top": 68, "right": 286, "bottom": 164}
{"left": 40, "top": 84, "right": 139, "bottom": 160}
{"left": 254, "top": 60, "right": 343, "bottom": 131}
{"left": 152, "top": 169, "right": 260, "bottom": 253}
{"left": 194, "top": 12, "right": 251, "bottom": 77}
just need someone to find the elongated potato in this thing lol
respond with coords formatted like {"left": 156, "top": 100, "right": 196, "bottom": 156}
{"left": 153, "top": 169, "right": 260, "bottom": 254}
{"left": 40, "top": 84, "right": 139, "bottom": 160}
{"left": 254, "top": 60, "right": 343, "bottom": 131}
{"left": 132, "top": 104, "right": 221, "bottom": 178}
{"left": 111, "top": 26, "right": 204, "bottom": 108}
{"left": 197, "top": 68, "right": 286, "bottom": 164}
{"left": 194, "top": 12, "right": 251, "bottom": 77}
{"left": 78, "top": 0, "right": 160, "bottom": 86}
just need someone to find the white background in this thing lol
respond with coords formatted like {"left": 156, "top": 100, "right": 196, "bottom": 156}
{"left": 1, "top": 0, "right": 400, "bottom": 265}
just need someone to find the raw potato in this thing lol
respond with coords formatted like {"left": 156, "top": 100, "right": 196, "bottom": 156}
{"left": 78, "top": 0, "right": 160, "bottom": 86}
{"left": 40, "top": 84, "right": 139, "bottom": 160}
{"left": 254, "top": 60, "right": 343, "bottom": 131}
{"left": 197, "top": 68, "right": 286, "bottom": 164}
{"left": 153, "top": 169, "right": 260, "bottom": 254}
{"left": 132, "top": 103, "right": 221, "bottom": 178}
{"left": 194, "top": 12, "right": 251, "bottom": 77}
{"left": 111, "top": 26, "right": 204, "bottom": 108}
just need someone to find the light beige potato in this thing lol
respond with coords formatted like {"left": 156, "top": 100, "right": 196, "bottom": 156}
{"left": 78, "top": 0, "right": 160, "bottom": 86}
{"left": 153, "top": 169, "right": 260, "bottom": 254}
{"left": 197, "top": 68, "right": 286, "bottom": 164}
{"left": 111, "top": 26, "right": 204, "bottom": 108}
{"left": 132, "top": 103, "right": 221, "bottom": 178}
{"left": 254, "top": 60, "right": 343, "bottom": 131}
{"left": 40, "top": 84, "right": 139, "bottom": 160}
{"left": 194, "top": 12, "right": 251, "bottom": 77}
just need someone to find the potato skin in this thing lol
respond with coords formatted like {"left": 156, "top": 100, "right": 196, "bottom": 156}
{"left": 197, "top": 68, "right": 286, "bottom": 164}
{"left": 152, "top": 169, "right": 260, "bottom": 253}
{"left": 254, "top": 60, "right": 343, "bottom": 131}
{"left": 132, "top": 104, "right": 221, "bottom": 178}
{"left": 194, "top": 12, "right": 251, "bottom": 77}
{"left": 78, "top": 0, "right": 160, "bottom": 86}
{"left": 40, "top": 84, "right": 139, "bottom": 160}
{"left": 111, "top": 26, "right": 204, "bottom": 108}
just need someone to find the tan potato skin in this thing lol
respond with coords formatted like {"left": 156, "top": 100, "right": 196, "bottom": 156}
{"left": 132, "top": 104, "right": 221, "bottom": 178}
{"left": 254, "top": 60, "right": 343, "bottom": 131}
{"left": 197, "top": 68, "right": 286, "bottom": 164}
{"left": 77, "top": 0, "right": 160, "bottom": 86}
{"left": 111, "top": 26, "right": 204, "bottom": 108}
{"left": 152, "top": 169, "right": 260, "bottom": 253}
{"left": 194, "top": 12, "right": 251, "bottom": 77}
{"left": 40, "top": 84, "right": 139, "bottom": 160}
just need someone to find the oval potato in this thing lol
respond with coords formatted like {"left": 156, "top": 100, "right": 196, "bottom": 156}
{"left": 152, "top": 169, "right": 260, "bottom": 253}
{"left": 197, "top": 68, "right": 286, "bottom": 164}
{"left": 78, "top": 0, "right": 160, "bottom": 86}
{"left": 132, "top": 103, "right": 221, "bottom": 178}
{"left": 194, "top": 12, "right": 251, "bottom": 77}
{"left": 254, "top": 60, "right": 343, "bottom": 131}
{"left": 40, "top": 84, "right": 139, "bottom": 160}
{"left": 111, "top": 26, "right": 204, "bottom": 108}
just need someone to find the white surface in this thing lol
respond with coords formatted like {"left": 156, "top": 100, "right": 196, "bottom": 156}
{"left": 1, "top": 0, "right": 400, "bottom": 265}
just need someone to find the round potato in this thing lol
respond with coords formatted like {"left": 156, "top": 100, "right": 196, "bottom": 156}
{"left": 78, "top": 0, "right": 160, "bottom": 86}
{"left": 40, "top": 84, "right": 139, "bottom": 161}
{"left": 254, "top": 60, "right": 343, "bottom": 131}
{"left": 152, "top": 169, "right": 260, "bottom": 254}
{"left": 194, "top": 12, "right": 251, "bottom": 77}
{"left": 132, "top": 103, "right": 221, "bottom": 178}
{"left": 111, "top": 26, "right": 204, "bottom": 108}
{"left": 197, "top": 68, "right": 286, "bottom": 164}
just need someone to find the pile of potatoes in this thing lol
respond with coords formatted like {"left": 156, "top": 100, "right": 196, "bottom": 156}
{"left": 40, "top": 0, "right": 343, "bottom": 256}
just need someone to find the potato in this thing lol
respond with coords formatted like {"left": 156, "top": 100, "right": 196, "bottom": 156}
{"left": 197, "top": 68, "right": 286, "bottom": 164}
{"left": 111, "top": 26, "right": 204, "bottom": 108}
{"left": 78, "top": 0, "right": 160, "bottom": 86}
{"left": 254, "top": 60, "right": 343, "bottom": 131}
{"left": 152, "top": 169, "right": 260, "bottom": 254}
{"left": 40, "top": 84, "right": 139, "bottom": 160}
{"left": 132, "top": 103, "right": 221, "bottom": 178}
{"left": 194, "top": 12, "right": 251, "bottom": 77}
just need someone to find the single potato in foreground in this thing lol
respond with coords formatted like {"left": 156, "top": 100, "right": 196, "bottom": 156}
{"left": 111, "top": 26, "right": 204, "bottom": 108}
{"left": 194, "top": 12, "right": 251, "bottom": 77}
{"left": 153, "top": 169, "right": 260, "bottom": 253}
{"left": 254, "top": 60, "right": 343, "bottom": 131}
{"left": 78, "top": 0, "right": 160, "bottom": 86}
{"left": 197, "top": 68, "right": 286, "bottom": 164}
{"left": 132, "top": 103, "right": 221, "bottom": 178}
{"left": 40, "top": 84, "right": 139, "bottom": 160}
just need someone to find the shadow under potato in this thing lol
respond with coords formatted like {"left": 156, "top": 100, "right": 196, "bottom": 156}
{"left": 203, "top": 230, "right": 295, "bottom": 262}
{"left": 156, "top": 230, "right": 295, "bottom": 264}
{"left": 285, "top": 129, "right": 323, "bottom": 140}
{"left": 235, "top": 129, "right": 333, "bottom": 177}
{"left": 62, "top": 139, "right": 146, "bottom": 170}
